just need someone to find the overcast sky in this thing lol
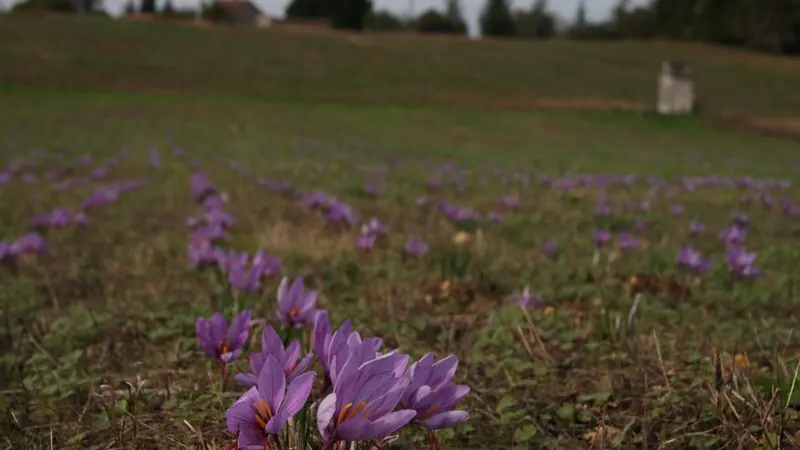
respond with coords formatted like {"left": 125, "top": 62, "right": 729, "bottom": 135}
{"left": 6, "top": 0, "right": 647, "bottom": 35}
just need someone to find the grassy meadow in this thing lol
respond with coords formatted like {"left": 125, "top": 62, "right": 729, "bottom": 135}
{"left": 2, "top": 14, "right": 800, "bottom": 450}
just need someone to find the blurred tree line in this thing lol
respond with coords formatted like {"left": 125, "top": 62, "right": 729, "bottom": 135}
{"left": 8, "top": 0, "right": 799, "bottom": 55}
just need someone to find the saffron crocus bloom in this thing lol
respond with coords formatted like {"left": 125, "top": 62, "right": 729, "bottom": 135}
{"left": 11, "top": 232, "right": 48, "bottom": 254}
{"left": 276, "top": 277, "right": 318, "bottom": 327}
{"left": 196, "top": 310, "right": 251, "bottom": 363}
{"left": 689, "top": 219, "right": 704, "bottom": 236}
{"left": 227, "top": 356, "right": 316, "bottom": 445}
{"left": 541, "top": 239, "right": 558, "bottom": 258}
{"left": 618, "top": 232, "right": 639, "bottom": 250}
{"left": 719, "top": 226, "right": 746, "bottom": 246}
{"left": 512, "top": 287, "right": 539, "bottom": 309}
{"left": 355, "top": 232, "right": 377, "bottom": 251}
{"left": 727, "top": 247, "right": 759, "bottom": 278}
{"left": 404, "top": 237, "right": 428, "bottom": 258}
{"left": 593, "top": 230, "right": 611, "bottom": 247}
{"left": 677, "top": 245, "right": 711, "bottom": 274}
{"left": 401, "top": 354, "right": 470, "bottom": 429}
{"left": 313, "top": 311, "right": 383, "bottom": 384}
{"left": 236, "top": 325, "right": 314, "bottom": 387}
{"left": 316, "top": 344, "right": 416, "bottom": 443}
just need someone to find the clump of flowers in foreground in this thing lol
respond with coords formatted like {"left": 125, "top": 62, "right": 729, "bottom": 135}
{"left": 197, "top": 276, "right": 470, "bottom": 450}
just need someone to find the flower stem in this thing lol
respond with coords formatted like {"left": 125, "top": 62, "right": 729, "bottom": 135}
{"left": 220, "top": 362, "right": 229, "bottom": 392}
{"left": 298, "top": 404, "right": 308, "bottom": 450}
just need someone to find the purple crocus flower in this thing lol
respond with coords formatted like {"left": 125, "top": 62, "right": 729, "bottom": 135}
{"left": 149, "top": 148, "right": 161, "bottom": 168}
{"left": 689, "top": 219, "right": 704, "bottom": 236}
{"left": 618, "top": 232, "right": 639, "bottom": 250}
{"left": 670, "top": 204, "right": 684, "bottom": 216}
{"left": 226, "top": 356, "right": 316, "bottom": 445}
{"left": 512, "top": 287, "right": 539, "bottom": 309}
{"left": 499, "top": 195, "right": 519, "bottom": 209}
{"left": 593, "top": 230, "right": 611, "bottom": 247}
{"left": 363, "top": 183, "right": 382, "bottom": 196}
{"left": 12, "top": 232, "right": 48, "bottom": 254}
{"left": 316, "top": 343, "right": 415, "bottom": 443}
{"left": 677, "top": 245, "right": 711, "bottom": 274}
{"left": 401, "top": 354, "right": 470, "bottom": 429}
{"left": 488, "top": 211, "right": 505, "bottom": 223}
{"left": 541, "top": 239, "right": 558, "bottom": 258}
{"left": 187, "top": 243, "right": 220, "bottom": 269}
{"left": 235, "top": 325, "right": 314, "bottom": 387}
{"left": 195, "top": 310, "right": 251, "bottom": 363}
{"left": 404, "top": 237, "right": 428, "bottom": 258}
{"left": 362, "top": 217, "right": 387, "bottom": 235}
{"left": 227, "top": 257, "right": 265, "bottom": 293}
{"left": 326, "top": 202, "right": 359, "bottom": 226}
{"left": 719, "top": 226, "right": 746, "bottom": 246}
{"left": 355, "top": 232, "right": 377, "bottom": 251}
{"left": 276, "top": 277, "right": 318, "bottom": 327}
{"left": 727, "top": 247, "right": 759, "bottom": 278}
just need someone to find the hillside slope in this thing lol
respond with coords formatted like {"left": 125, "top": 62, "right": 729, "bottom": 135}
{"left": 1, "top": 14, "right": 799, "bottom": 118}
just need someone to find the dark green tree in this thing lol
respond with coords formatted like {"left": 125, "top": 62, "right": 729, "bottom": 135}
{"left": 479, "top": 0, "right": 516, "bottom": 37}
{"left": 161, "top": 0, "right": 175, "bottom": 15}
{"left": 515, "top": 0, "right": 556, "bottom": 38}
{"left": 330, "top": 0, "right": 371, "bottom": 30}
{"left": 445, "top": 0, "right": 468, "bottom": 34}
{"left": 285, "top": 0, "right": 330, "bottom": 19}
{"left": 140, "top": 0, "right": 155, "bottom": 13}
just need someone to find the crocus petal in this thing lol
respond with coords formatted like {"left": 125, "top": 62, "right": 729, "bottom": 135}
{"left": 261, "top": 325, "right": 285, "bottom": 361}
{"left": 421, "top": 410, "right": 469, "bottom": 429}
{"left": 258, "top": 356, "right": 286, "bottom": 412}
{"left": 209, "top": 313, "right": 228, "bottom": 345}
{"left": 289, "top": 353, "right": 314, "bottom": 380}
{"left": 283, "top": 341, "right": 301, "bottom": 371}
{"left": 370, "top": 409, "right": 417, "bottom": 439}
{"left": 429, "top": 355, "right": 458, "bottom": 389}
{"left": 195, "top": 318, "right": 217, "bottom": 358}
{"left": 316, "top": 393, "right": 337, "bottom": 438}
{"left": 234, "top": 373, "right": 258, "bottom": 387}
{"left": 278, "top": 371, "right": 316, "bottom": 417}
{"left": 226, "top": 387, "right": 259, "bottom": 435}
{"left": 337, "top": 418, "right": 375, "bottom": 441}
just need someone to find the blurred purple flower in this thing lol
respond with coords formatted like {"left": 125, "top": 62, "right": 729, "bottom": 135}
{"left": 512, "top": 287, "right": 539, "bottom": 309}
{"left": 541, "top": 239, "right": 558, "bottom": 258}
{"left": 727, "top": 247, "right": 759, "bottom": 278}
{"left": 689, "top": 219, "right": 704, "bottom": 236}
{"left": 618, "top": 232, "right": 640, "bottom": 250}
{"left": 677, "top": 245, "right": 711, "bottom": 274}
{"left": 404, "top": 236, "right": 428, "bottom": 258}
{"left": 593, "top": 230, "right": 611, "bottom": 247}
{"left": 276, "top": 277, "right": 318, "bottom": 327}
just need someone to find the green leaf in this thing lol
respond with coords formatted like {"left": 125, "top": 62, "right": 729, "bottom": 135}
{"left": 556, "top": 404, "right": 575, "bottom": 421}
{"left": 513, "top": 424, "right": 537, "bottom": 443}
{"left": 496, "top": 394, "right": 518, "bottom": 413}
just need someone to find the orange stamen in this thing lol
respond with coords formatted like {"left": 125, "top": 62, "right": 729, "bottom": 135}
{"left": 345, "top": 401, "right": 367, "bottom": 420}
{"left": 254, "top": 399, "right": 274, "bottom": 429}
{"left": 289, "top": 307, "right": 298, "bottom": 319}
{"left": 337, "top": 402, "right": 353, "bottom": 425}
{"left": 421, "top": 405, "right": 439, "bottom": 419}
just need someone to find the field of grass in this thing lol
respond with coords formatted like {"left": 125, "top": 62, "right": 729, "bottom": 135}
{"left": 3, "top": 14, "right": 800, "bottom": 450}
{"left": 2, "top": 14, "right": 800, "bottom": 119}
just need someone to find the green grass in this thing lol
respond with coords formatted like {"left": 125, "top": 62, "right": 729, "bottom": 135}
{"left": 2, "top": 14, "right": 800, "bottom": 450}
{"left": 2, "top": 15, "right": 800, "bottom": 118}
